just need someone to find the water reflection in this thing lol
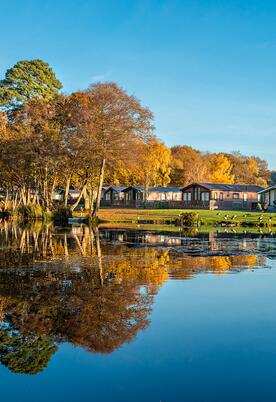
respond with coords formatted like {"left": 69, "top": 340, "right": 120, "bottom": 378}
{"left": 0, "top": 222, "right": 274, "bottom": 375}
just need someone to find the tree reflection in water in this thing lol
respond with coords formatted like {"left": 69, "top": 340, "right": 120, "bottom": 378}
{"left": 0, "top": 326, "right": 57, "bottom": 375}
{"left": 0, "top": 222, "right": 270, "bottom": 374}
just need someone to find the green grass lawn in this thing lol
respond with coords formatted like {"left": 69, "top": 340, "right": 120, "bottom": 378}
{"left": 99, "top": 222, "right": 276, "bottom": 234}
{"left": 98, "top": 208, "right": 276, "bottom": 226}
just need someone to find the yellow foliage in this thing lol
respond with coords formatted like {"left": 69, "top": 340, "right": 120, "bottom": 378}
{"left": 132, "top": 138, "right": 172, "bottom": 186}
{"left": 106, "top": 248, "right": 170, "bottom": 291}
{"left": 207, "top": 153, "right": 235, "bottom": 184}
{"left": 171, "top": 145, "right": 207, "bottom": 185}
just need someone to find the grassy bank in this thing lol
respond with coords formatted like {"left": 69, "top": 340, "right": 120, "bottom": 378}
{"left": 97, "top": 208, "right": 276, "bottom": 227}
{"left": 99, "top": 222, "right": 276, "bottom": 234}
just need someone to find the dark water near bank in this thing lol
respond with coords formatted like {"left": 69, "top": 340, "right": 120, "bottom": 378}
{"left": 0, "top": 223, "right": 276, "bottom": 401}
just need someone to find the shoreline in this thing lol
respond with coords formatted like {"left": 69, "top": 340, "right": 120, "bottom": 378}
{"left": 95, "top": 208, "right": 276, "bottom": 227}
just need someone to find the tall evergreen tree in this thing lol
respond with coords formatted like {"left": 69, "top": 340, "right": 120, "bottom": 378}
{"left": 0, "top": 59, "right": 62, "bottom": 110}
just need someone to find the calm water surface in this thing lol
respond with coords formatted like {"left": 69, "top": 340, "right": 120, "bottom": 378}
{"left": 0, "top": 223, "right": 276, "bottom": 402}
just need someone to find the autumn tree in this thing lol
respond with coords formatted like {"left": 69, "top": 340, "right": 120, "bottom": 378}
{"left": 206, "top": 153, "right": 234, "bottom": 184}
{"left": 144, "top": 138, "right": 171, "bottom": 187}
{"left": 104, "top": 137, "right": 171, "bottom": 189}
{"left": 66, "top": 83, "right": 154, "bottom": 217}
{"left": 129, "top": 138, "right": 171, "bottom": 191}
{"left": 0, "top": 224, "right": 162, "bottom": 356}
{"left": 105, "top": 160, "right": 134, "bottom": 186}
{"left": 252, "top": 157, "right": 270, "bottom": 185}
{"left": 228, "top": 152, "right": 269, "bottom": 186}
{"left": 170, "top": 145, "right": 207, "bottom": 185}
{"left": 0, "top": 96, "right": 68, "bottom": 210}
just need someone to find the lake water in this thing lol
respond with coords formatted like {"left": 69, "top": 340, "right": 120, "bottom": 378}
{"left": 0, "top": 223, "right": 276, "bottom": 402}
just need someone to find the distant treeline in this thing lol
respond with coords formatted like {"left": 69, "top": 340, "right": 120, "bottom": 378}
{"left": 107, "top": 145, "right": 274, "bottom": 188}
{"left": 168, "top": 146, "right": 274, "bottom": 187}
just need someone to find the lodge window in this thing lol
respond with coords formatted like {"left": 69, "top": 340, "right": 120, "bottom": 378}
{"left": 173, "top": 193, "right": 178, "bottom": 200}
{"left": 214, "top": 192, "right": 218, "bottom": 200}
{"left": 160, "top": 193, "right": 166, "bottom": 201}
{"left": 201, "top": 192, "right": 210, "bottom": 201}
{"left": 183, "top": 192, "right": 192, "bottom": 201}
{"left": 219, "top": 192, "right": 224, "bottom": 201}
{"left": 233, "top": 193, "right": 239, "bottom": 199}
{"left": 106, "top": 193, "right": 110, "bottom": 201}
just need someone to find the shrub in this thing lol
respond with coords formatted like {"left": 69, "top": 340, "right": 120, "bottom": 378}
{"left": 177, "top": 212, "right": 199, "bottom": 227}
{"left": 52, "top": 206, "right": 72, "bottom": 223}
{"left": 16, "top": 205, "right": 44, "bottom": 220}
{"left": 16, "top": 205, "right": 54, "bottom": 221}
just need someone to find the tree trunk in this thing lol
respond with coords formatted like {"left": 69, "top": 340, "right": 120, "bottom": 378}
{"left": 93, "top": 227, "right": 103, "bottom": 286}
{"left": 64, "top": 175, "right": 71, "bottom": 207}
{"left": 4, "top": 190, "right": 9, "bottom": 210}
{"left": 31, "top": 191, "right": 39, "bottom": 206}
{"left": 21, "top": 187, "right": 27, "bottom": 206}
{"left": 144, "top": 176, "right": 149, "bottom": 202}
{"left": 44, "top": 167, "right": 48, "bottom": 208}
{"left": 69, "top": 180, "right": 88, "bottom": 212}
{"left": 83, "top": 187, "right": 90, "bottom": 210}
{"left": 92, "top": 158, "right": 106, "bottom": 218}
{"left": 12, "top": 191, "right": 19, "bottom": 211}
{"left": 64, "top": 233, "right": 69, "bottom": 257}
{"left": 27, "top": 187, "right": 31, "bottom": 205}
{"left": 49, "top": 176, "right": 57, "bottom": 208}
{"left": 89, "top": 188, "right": 95, "bottom": 215}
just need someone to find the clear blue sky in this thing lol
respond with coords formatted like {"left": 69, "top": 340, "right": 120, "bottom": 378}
{"left": 1, "top": 0, "right": 276, "bottom": 169}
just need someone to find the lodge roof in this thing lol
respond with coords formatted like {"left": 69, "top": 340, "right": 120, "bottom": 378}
{"left": 182, "top": 183, "right": 264, "bottom": 192}
{"left": 258, "top": 185, "right": 276, "bottom": 194}
{"left": 105, "top": 186, "right": 127, "bottom": 193}
{"left": 122, "top": 186, "right": 182, "bottom": 193}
